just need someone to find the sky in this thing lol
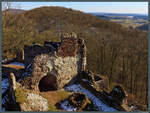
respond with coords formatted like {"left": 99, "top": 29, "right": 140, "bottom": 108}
{"left": 4, "top": 2, "right": 148, "bottom": 14}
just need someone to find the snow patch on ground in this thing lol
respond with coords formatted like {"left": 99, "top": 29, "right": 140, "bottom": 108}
{"left": 2, "top": 59, "right": 7, "bottom": 63}
{"left": 65, "top": 84, "right": 117, "bottom": 111}
{"left": 21, "top": 63, "right": 32, "bottom": 79}
{"left": 9, "top": 62, "right": 25, "bottom": 66}
{"left": 2, "top": 94, "right": 9, "bottom": 105}
{"left": 2, "top": 78, "right": 9, "bottom": 111}
{"left": 22, "top": 72, "right": 31, "bottom": 79}
{"left": 2, "top": 78, "right": 9, "bottom": 94}
{"left": 2, "top": 94, "right": 9, "bottom": 111}
{"left": 60, "top": 100, "right": 77, "bottom": 111}
{"left": 2, "top": 107, "right": 6, "bottom": 112}
{"left": 26, "top": 63, "right": 32, "bottom": 69}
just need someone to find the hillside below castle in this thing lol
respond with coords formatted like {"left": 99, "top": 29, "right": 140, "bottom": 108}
{"left": 2, "top": 33, "right": 133, "bottom": 111}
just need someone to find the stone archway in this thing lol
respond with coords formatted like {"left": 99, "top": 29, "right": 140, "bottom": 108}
{"left": 38, "top": 73, "right": 58, "bottom": 92}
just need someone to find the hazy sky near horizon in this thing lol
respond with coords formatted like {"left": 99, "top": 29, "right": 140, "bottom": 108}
{"left": 5, "top": 2, "right": 148, "bottom": 14}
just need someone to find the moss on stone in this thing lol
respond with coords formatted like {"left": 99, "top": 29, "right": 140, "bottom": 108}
{"left": 15, "top": 87, "right": 28, "bottom": 104}
{"left": 47, "top": 102, "right": 57, "bottom": 111}
{"left": 57, "top": 90, "right": 72, "bottom": 100}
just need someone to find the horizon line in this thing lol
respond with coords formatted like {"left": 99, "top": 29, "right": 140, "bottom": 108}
{"left": 7, "top": 7, "right": 148, "bottom": 16}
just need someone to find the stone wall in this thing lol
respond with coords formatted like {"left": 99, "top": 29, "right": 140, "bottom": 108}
{"left": 23, "top": 33, "right": 86, "bottom": 91}
{"left": 77, "top": 39, "right": 86, "bottom": 72}
{"left": 31, "top": 54, "right": 79, "bottom": 91}
{"left": 24, "top": 45, "right": 53, "bottom": 65}
{"left": 57, "top": 38, "right": 78, "bottom": 57}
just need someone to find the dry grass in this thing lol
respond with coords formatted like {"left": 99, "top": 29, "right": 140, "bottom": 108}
{"left": 40, "top": 89, "right": 72, "bottom": 105}
{"left": 40, "top": 89, "right": 72, "bottom": 111}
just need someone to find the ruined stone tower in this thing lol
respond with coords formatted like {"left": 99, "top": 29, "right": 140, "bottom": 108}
{"left": 23, "top": 33, "right": 87, "bottom": 91}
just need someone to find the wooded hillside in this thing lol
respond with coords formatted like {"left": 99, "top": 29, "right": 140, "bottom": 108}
{"left": 2, "top": 6, "right": 148, "bottom": 110}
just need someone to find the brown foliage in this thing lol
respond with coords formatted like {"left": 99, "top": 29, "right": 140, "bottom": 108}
{"left": 2, "top": 6, "right": 148, "bottom": 109}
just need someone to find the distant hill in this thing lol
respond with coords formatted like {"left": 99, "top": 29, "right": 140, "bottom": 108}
{"left": 3, "top": 6, "right": 146, "bottom": 56}
{"left": 21, "top": 7, "right": 124, "bottom": 33}
{"left": 89, "top": 12, "right": 148, "bottom": 20}
{"left": 3, "top": 8, "right": 25, "bottom": 14}
{"left": 89, "top": 12, "right": 148, "bottom": 29}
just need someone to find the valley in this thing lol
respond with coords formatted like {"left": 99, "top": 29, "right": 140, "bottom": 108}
{"left": 91, "top": 12, "right": 148, "bottom": 30}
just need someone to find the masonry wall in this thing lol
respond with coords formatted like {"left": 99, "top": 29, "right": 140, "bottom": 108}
{"left": 24, "top": 35, "right": 87, "bottom": 91}
{"left": 24, "top": 45, "right": 53, "bottom": 65}
{"left": 31, "top": 54, "right": 79, "bottom": 90}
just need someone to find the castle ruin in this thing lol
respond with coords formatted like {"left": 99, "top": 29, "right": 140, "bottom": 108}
{"left": 23, "top": 33, "right": 86, "bottom": 91}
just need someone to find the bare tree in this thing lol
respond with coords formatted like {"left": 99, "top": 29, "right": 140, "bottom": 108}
{"left": 2, "top": 2, "right": 21, "bottom": 28}
{"left": 2, "top": 2, "right": 11, "bottom": 11}
{"left": 2, "top": 2, "right": 21, "bottom": 11}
